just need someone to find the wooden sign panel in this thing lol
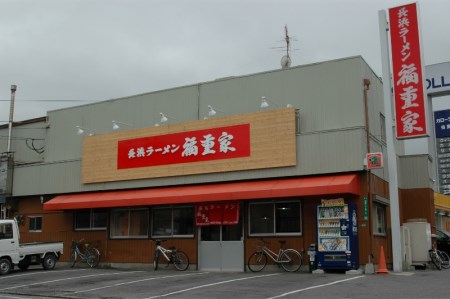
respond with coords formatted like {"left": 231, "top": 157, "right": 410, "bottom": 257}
{"left": 82, "top": 108, "right": 297, "bottom": 184}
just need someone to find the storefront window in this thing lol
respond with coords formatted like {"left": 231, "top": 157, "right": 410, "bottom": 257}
{"left": 152, "top": 205, "right": 194, "bottom": 237}
{"left": 249, "top": 201, "right": 302, "bottom": 236}
{"left": 110, "top": 208, "right": 149, "bottom": 239}
{"left": 75, "top": 208, "right": 107, "bottom": 230}
{"left": 373, "top": 203, "right": 387, "bottom": 236}
{"left": 276, "top": 202, "right": 301, "bottom": 233}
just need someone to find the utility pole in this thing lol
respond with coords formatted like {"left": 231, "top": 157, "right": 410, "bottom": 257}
{"left": 7, "top": 85, "right": 17, "bottom": 153}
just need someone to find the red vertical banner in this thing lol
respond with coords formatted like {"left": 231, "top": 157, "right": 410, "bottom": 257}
{"left": 389, "top": 3, "right": 427, "bottom": 139}
{"left": 195, "top": 202, "right": 240, "bottom": 226}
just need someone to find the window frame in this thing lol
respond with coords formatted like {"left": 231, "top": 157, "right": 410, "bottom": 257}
{"left": 373, "top": 202, "right": 387, "bottom": 236}
{"left": 380, "top": 113, "right": 386, "bottom": 143}
{"left": 110, "top": 207, "right": 149, "bottom": 239}
{"left": 248, "top": 200, "right": 302, "bottom": 237}
{"left": 74, "top": 208, "right": 108, "bottom": 231}
{"left": 151, "top": 205, "right": 194, "bottom": 238}
{"left": 28, "top": 216, "right": 42, "bottom": 232}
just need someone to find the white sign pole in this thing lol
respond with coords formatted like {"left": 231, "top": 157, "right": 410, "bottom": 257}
{"left": 378, "top": 9, "right": 403, "bottom": 273}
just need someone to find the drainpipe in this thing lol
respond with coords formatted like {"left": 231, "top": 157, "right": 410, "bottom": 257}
{"left": 197, "top": 84, "right": 201, "bottom": 120}
{"left": 364, "top": 79, "right": 371, "bottom": 153}
{"left": 363, "top": 79, "right": 373, "bottom": 263}
{"left": 7, "top": 85, "right": 17, "bottom": 153}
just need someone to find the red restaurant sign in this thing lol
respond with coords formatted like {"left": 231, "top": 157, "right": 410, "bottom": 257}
{"left": 195, "top": 202, "right": 240, "bottom": 226}
{"left": 388, "top": 3, "right": 427, "bottom": 139}
{"left": 117, "top": 124, "right": 250, "bottom": 169}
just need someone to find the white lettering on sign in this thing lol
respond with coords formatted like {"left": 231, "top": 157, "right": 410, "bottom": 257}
{"left": 126, "top": 131, "right": 236, "bottom": 160}
{"left": 395, "top": 7, "right": 424, "bottom": 135}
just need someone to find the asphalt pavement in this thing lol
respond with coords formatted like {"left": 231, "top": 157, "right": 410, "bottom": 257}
{"left": 0, "top": 265, "right": 448, "bottom": 299}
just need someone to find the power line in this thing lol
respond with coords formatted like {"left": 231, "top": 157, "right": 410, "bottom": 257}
{"left": 0, "top": 135, "right": 44, "bottom": 141}
{"left": 0, "top": 99, "right": 97, "bottom": 102}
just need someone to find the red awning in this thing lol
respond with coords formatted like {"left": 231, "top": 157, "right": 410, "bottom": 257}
{"left": 43, "top": 174, "right": 360, "bottom": 211}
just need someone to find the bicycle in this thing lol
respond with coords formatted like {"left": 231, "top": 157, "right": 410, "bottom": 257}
{"left": 152, "top": 239, "right": 189, "bottom": 271}
{"left": 438, "top": 250, "right": 450, "bottom": 269}
{"left": 70, "top": 239, "right": 100, "bottom": 268}
{"left": 428, "top": 244, "right": 450, "bottom": 270}
{"left": 247, "top": 239, "right": 303, "bottom": 272}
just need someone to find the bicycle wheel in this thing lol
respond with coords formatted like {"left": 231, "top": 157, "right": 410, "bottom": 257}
{"left": 429, "top": 250, "right": 442, "bottom": 270}
{"left": 248, "top": 251, "right": 267, "bottom": 272}
{"left": 86, "top": 247, "right": 100, "bottom": 268}
{"left": 70, "top": 250, "right": 77, "bottom": 268}
{"left": 153, "top": 251, "right": 159, "bottom": 271}
{"left": 437, "top": 250, "right": 450, "bottom": 269}
{"left": 173, "top": 251, "right": 189, "bottom": 271}
{"left": 280, "top": 249, "right": 302, "bottom": 272}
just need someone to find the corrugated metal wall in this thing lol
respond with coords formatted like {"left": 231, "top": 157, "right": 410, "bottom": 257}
{"left": 0, "top": 120, "right": 47, "bottom": 164}
{"left": 399, "top": 155, "right": 434, "bottom": 189}
{"left": 9, "top": 56, "right": 391, "bottom": 196}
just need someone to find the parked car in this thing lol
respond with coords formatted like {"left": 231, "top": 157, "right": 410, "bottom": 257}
{"left": 435, "top": 228, "right": 450, "bottom": 255}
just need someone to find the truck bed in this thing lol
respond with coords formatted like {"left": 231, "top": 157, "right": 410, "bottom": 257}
{"left": 19, "top": 241, "right": 64, "bottom": 256}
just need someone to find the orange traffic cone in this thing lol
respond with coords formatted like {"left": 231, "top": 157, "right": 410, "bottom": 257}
{"left": 375, "top": 246, "right": 389, "bottom": 274}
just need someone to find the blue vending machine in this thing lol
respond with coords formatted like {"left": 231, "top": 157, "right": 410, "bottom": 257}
{"left": 316, "top": 199, "right": 359, "bottom": 271}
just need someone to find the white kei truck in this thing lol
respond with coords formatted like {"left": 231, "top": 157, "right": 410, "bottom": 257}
{"left": 0, "top": 219, "right": 64, "bottom": 275}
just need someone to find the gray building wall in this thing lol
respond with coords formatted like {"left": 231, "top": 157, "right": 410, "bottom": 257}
{"left": 3, "top": 56, "right": 397, "bottom": 197}
{"left": 0, "top": 118, "right": 47, "bottom": 165}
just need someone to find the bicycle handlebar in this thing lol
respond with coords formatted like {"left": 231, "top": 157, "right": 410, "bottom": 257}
{"left": 152, "top": 239, "right": 168, "bottom": 244}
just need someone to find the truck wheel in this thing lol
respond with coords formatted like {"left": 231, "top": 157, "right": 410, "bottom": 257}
{"left": 0, "top": 258, "right": 12, "bottom": 275}
{"left": 42, "top": 254, "right": 57, "bottom": 270}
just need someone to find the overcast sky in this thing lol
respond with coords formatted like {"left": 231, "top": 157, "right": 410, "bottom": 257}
{"left": 0, "top": 0, "right": 449, "bottom": 122}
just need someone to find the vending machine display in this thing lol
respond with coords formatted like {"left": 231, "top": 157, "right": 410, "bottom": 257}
{"left": 316, "top": 199, "right": 358, "bottom": 270}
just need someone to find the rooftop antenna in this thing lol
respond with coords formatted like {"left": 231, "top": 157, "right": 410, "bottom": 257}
{"left": 280, "top": 25, "right": 292, "bottom": 69}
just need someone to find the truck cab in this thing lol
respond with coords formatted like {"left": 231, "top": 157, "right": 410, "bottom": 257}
{"left": 0, "top": 220, "right": 21, "bottom": 265}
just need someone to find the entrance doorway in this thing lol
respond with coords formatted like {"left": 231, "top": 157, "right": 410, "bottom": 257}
{"left": 198, "top": 222, "right": 243, "bottom": 271}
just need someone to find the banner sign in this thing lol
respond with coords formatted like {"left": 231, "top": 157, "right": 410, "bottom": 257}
{"left": 117, "top": 124, "right": 250, "bottom": 169}
{"left": 389, "top": 3, "right": 427, "bottom": 139}
{"left": 363, "top": 197, "right": 368, "bottom": 220}
{"left": 195, "top": 202, "right": 240, "bottom": 226}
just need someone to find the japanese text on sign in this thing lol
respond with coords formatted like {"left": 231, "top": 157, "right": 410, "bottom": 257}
{"left": 195, "top": 202, "right": 240, "bottom": 226}
{"left": 435, "top": 110, "right": 450, "bottom": 138}
{"left": 389, "top": 3, "right": 427, "bottom": 139}
{"left": 117, "top": 124, "right": 250, "bottom": 169}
